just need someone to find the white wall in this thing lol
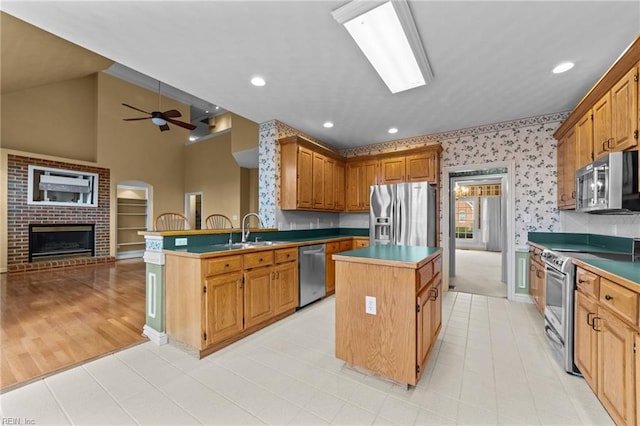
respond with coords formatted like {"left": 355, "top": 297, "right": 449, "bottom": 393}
{"left": 560, "top": 211, "right": 640, "bottom": 237}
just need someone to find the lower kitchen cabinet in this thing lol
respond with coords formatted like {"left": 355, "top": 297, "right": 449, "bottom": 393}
{"left": 244, "top": 266, "right": 275, "bottom": 328}
{"left": 273, "top": 249, "right": 298, "bottom": 315}
{"left": 528, "top": 244, "right": 545, "bottom": 315}
{"left": 334, "top": 249, "right": 442, "bottom": 385}
{"left": 204, "top": 271, "right": 244, "bottom": 345}
{"left": 165, "top": 247, "right": 298, "bottom": 358}
{"left": 574, "top": 263, "right": 638, "bottom": 426}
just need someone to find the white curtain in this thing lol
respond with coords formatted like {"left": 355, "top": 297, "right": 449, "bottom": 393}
{"left": 481, "top": 197, "right": 502, "bottom": 252}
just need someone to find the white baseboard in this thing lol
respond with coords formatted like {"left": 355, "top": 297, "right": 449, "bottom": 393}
{"left": 514, "top": 293, "right": 534, "bottom": 304}
{"left": 143, "top": 325, "right": 168, "bottom": 345}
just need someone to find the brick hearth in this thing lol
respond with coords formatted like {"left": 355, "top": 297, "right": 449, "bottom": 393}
{"left": 7, "top": 155, "right": 113, "bottom": 272}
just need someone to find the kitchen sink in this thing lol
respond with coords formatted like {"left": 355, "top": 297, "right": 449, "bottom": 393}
{"left": 212, "top": 241, "right": 291, "bottom": 251}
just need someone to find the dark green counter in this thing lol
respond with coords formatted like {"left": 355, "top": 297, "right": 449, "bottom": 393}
{"left": 336, "top": 245, "right": 441, "bottom": 265}
{"left": 573, "top": 257, "right": 640, "bottom": 285}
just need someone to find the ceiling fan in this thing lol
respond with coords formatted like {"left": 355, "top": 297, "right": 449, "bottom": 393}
{"left": 122, "top": 81, "right": 197, "bottom": 132}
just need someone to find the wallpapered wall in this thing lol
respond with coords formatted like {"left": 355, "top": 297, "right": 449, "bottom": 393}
{"left": 258, "top": 113, "right": 640, "bottom": 243}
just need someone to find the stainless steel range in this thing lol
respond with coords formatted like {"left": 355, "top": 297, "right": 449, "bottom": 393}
{"left": 540, "top": 249, "right": 581, "bottom": 375}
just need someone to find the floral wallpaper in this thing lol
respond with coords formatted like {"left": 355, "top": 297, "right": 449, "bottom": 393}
{"left": 259, "top": 113, "right": 570, "bottom": 245}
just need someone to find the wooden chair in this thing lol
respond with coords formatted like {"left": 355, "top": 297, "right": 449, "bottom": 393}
{"left": 154, "top": 212, "right": 191, "bottom": 231}
{"left": 205, "top": 214, "right": 233, "bottom": 229}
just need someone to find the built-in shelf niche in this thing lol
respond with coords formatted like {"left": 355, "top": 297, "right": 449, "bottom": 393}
{"left": 28, "top": 165, "right": 98, "bottom": 207}
{"left": 116, "top": 185, "right": 149, "bottom": 259}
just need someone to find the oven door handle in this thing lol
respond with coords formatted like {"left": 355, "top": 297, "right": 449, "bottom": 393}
{"left": 544, "top": 324, "right": 564, "bottom": 346}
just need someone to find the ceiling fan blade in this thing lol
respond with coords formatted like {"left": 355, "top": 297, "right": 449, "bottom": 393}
{"left": 162, "top": 109, "right": 182, "bottom": 118}
{"left": 159, "top": 124, "right": 171, "bottom": 132}
{"left": 165, "top": 117, "right": 197, "bottom": 130}
{"left": 122, "top": 103, "right": 151, "bottom": 115}
{"left": 123, "top": 117, "right": 152, "bottom": 121}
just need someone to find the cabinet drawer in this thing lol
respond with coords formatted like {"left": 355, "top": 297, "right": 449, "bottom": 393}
{"left": 339, "top": 240, "right": 353, "bottom": 252}
{"left": 205, "top": 255, "right": 243, "bottom": 276}
{"left": 274, "top": 247, "right": 297, "bottom": 264}
{"left": 433, "top": 255, "right": 442, "bottom": 274}
{"left": 576, "top": 268, "right": 600, "bottom": 297}
{"left": 417, "top": 262, "right": 434, "bottom": 293}
{"left": 244, "top": 250, "right": 274, "bottom": 269}
{"left": 354, "top": 238, "right": 369, "bottom": 249}
{"left": 600, "top": 278, "right": 638, "bottom": 325}
{"left": 326, "top": 242, "right": 340, "bottom": 254}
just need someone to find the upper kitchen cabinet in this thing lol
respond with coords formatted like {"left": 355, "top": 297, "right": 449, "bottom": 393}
{"left": 279, "top": 135, "right": 344, "bottom": 212}
{"left": 576, "top": 110, "right": 594, "bottom": 169}
{"left": 555, "top": 35, "right": 640, "bottom": 172}
{"left": 557, "top": 128, "right": 577, "bottom": 209}
{"left": 377, "top": 147, "right": 441, "bottom": 185}
{"left": 345, "top": 159, "right": 378, "bottom": 211}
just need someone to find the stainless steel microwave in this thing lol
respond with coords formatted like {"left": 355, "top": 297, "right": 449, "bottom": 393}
{"left": 575, "top": 151, "right": 639, "bottom": 214}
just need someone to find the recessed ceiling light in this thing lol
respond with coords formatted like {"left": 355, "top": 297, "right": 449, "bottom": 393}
{"left": 552, "top": 62, "right": 574, "bottom": 74}
{"left": 251, "top": 76, "right": 266, "bottom": 86}
{"left": 388, "top": 127, "right": 398, "bottom": 134}
{"left": 215, "top": 106, "right": 220, "bottom": 110}
{"left": 323, "top": 121, "right": 334, "bottom": 128}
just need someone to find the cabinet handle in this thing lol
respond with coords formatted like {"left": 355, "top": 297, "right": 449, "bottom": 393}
{"left": 578, "top": 278, "right": 586, "bottom": 284}
{"left": 587, "top": 312, "right": 595, "bottom": 326}
{"left": 259, "top": 258, "right": 263, "bottom": 262}
{"left": 560, "top": 194, "right": 566, "bottom": 201}
{"left": 605, "top": 294, "right": 613, "bottom": 301}
{"left": 571, "top": 191, "right": 576, "bottom": 199}
{"left": 286, "top": 254, "right": 290, "bottom": 258}
{"left": 224, "top": 263, "right": 230, "bottom": 268}
{"left": 607, "top": 138, "right": 614, "bottom": 149}
{"left": 602, "top": 140, "right": 609, "bottom": 152}
{"left": 592, "top": 316, "right": 602, "bottom": 332}
{"left": 536, "top": 270, "right": 544, "bottom": 279}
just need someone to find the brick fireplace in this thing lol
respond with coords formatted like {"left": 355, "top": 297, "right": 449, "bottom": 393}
{"left": 7, "top": 155, "right": 113, "bottom": 272}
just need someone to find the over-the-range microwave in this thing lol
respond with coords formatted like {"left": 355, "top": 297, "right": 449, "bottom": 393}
{"left": 575, "top": 150, "right": 639, "bottom": 214}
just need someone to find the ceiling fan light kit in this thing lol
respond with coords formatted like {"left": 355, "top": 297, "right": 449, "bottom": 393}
{"left": 122, "top": 80, "right": 197, "bottom": 132}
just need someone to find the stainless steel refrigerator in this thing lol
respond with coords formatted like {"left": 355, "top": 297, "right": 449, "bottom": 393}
{"left": 369, "top": 182, "right": 436, "bottom": 247}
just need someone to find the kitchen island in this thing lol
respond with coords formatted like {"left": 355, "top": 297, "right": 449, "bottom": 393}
{"left": 333, "top": 245, "right": 442, "bottom": 386}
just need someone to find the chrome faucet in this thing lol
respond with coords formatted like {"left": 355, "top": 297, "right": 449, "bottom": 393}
{"left": 241, "top": 213, "right": 263, "bottom": 243}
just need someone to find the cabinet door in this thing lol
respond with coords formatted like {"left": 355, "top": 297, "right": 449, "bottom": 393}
{"left": 557, "top": 128, "right": 576, "bottom": 209}
{"left": 528, "top": 257, "right": 537, "bottom": 304}
{"left": 597, "top": 307, "right": 635, "bottom": 426}
{"left": 431, "top": 276, "right": 442, "bottom": 340}
{"left": 361, "top": 161, "right": 377, "bottom": 210}
{"left": 576, "top": 111, "right": 594, "bottom": 169}
{"left": 205, "top": 272, "right": 244, "bottom": 345}
{"left": 312, "top": 152, "right": 325, "bottom": 209}
{"left": 274, "top": 262, "right": 298, "bottom": 315}
{"left": 407, "top": 152, "right": 436, "bottom": 183}
{"left": 244, "top": 267, "right": 275, "bottom": 328}
{"left": 593, "top": 92, "right": 612, "bottom": 159}
{"left": 535, "top": 262, "right": 545, "bottom": 315}
{"left": 325, "top": 253, "right": 335, "bottom": 295}
{"left": 324, "top": 157, "right": 336, "bottom": 210}
{"left": 379, "top": 157, "right": 405, "bottom": 184}
{"left": 297, "top": 146, "right": 313, "bottom": 209}
{"left": 575, "top": 291, "right": 598, "bottom": 393}
{"left": 334, "top": 161, "right": 346, "bottom": 210}
{"left": 611, "top": 67, "right": 638, "bottom": 152}
{"left": 345, "top": 162, "right": 362, "bottom": 211}
{"left": 416, "top": 285, "right": 433, "bottom": 381}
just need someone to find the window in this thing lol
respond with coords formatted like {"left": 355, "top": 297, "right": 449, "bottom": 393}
{"left": 28, "top": 165, "right": 98, "bottom": 207}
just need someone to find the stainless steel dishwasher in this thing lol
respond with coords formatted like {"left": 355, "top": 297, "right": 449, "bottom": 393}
{"left": 298, "top": 243, "right": 326, "bottom": 308}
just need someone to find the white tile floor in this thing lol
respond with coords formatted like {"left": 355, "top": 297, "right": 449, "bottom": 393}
{"left": 1, "top": 292, "right": 614, "bottom": 425}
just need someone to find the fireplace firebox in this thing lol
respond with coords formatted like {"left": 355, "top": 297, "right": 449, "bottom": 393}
{"left": 29, "top": 224, "right": 95, "bottom": 262}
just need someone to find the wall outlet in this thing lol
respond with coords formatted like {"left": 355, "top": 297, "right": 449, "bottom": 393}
{"left": 175, "top": 238, "right": 188, "bottom": 246}
{"left": 365, "top": 296, "right": 377, "bottom": 315}
{"left": 232, "top": 215, "right": 238, "bottom": 221}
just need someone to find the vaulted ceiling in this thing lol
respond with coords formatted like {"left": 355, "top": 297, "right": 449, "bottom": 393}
{"left": 2, "top": 1, "right": 639, "bottom": 149}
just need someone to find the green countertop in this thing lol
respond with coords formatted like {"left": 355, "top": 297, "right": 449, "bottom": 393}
{"left": 574, "top": 258, "right": 640, "bottom": 284}
{"left": 335, "top": 245, "right": 441, "bottom": 264}
{"left": 528, "top": 232, "right": 638, "bottom": 285}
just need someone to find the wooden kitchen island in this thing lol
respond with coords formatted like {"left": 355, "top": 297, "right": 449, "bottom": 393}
{"left": 333, "top": 245, "right": 442, "bottom": 386}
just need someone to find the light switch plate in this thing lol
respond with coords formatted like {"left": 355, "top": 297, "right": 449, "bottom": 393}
{"left": 175, "top": 238, "right": 188, "bottom": 246}
{"left": 365, "top": 296, "right": 377, "bottom": 315}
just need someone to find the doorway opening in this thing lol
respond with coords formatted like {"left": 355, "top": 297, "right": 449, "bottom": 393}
{"left": 185, "top": 192, "right": 203, "bottom": 230}
{"left": 445, "top": 165, "right": 514, "bottom": 300}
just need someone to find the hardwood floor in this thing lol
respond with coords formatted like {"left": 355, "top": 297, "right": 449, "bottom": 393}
{"left": 0, "top": 259, "right": 147, "bottom": 392}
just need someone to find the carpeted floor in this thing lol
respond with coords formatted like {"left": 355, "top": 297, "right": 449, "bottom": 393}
{"left": 449, "top": 249, "right": 506, "bottom": 298}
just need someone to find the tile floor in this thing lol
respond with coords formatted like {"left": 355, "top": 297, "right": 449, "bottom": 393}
{"left": 0, "top": 292, "right": 613, "bottom": 425}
